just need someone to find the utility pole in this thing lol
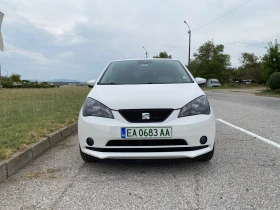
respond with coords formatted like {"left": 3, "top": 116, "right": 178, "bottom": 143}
{"left": 184, "top": 20, "right": 191, "bottom": 66}
{"left": 0, "top": 63, "right": 2, "bottom": 88}
{"left": 0, "top": 63, "right": 2, "bottom": 89}
{"left": 0, "top": 11, "right": 4, "bottom": 88}
{"left": 142, "top": 46, "right": 148, "bottom": 58}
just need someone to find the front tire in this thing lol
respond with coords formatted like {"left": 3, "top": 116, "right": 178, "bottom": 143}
{"left": 80, "top": 146, "right": 100, "bottom": 162}
{"left": 196, "top": 146, "right": 214, "bottom": 161}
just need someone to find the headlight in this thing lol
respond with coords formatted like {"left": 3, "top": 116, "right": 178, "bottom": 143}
{"left": 82, "top": 97, "right": 114, "bottom": 118}
{"left": 178, "top": 95, "right": 210, "bottom": 117}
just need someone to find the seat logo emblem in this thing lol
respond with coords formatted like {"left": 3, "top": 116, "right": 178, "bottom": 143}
{"left": 142, "top": 113, "right": 150, "bottom": 120}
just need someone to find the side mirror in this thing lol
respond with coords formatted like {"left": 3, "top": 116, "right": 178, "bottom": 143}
{"left": 87, "top": 79, "right": 96, "bottom": 88}
{"left": 195, "top": 77, "right": 206, "bottom": 85}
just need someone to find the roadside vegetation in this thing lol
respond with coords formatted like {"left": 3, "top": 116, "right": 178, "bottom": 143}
{"left": 187, "top": 39, "right": 280, "bottom": 85}
{"left": 0, "top": 86, "right": 90, "bottom": 160}
{"left": 0, "top": 74, "right": 57, "bottom": 88}
{"left": 155, "top": 39, "right": 280, "bottom": 94}
{"left": 257, "top": 89, "right": 280, "bottom": 97}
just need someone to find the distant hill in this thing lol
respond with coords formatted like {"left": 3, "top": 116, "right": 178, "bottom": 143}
{"left": 49, "top": 79, "right": 80, "bottom": 83}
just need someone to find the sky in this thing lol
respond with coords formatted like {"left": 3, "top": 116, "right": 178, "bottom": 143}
{"left": 0, "top": 0, "right": 279, "bottom": 82}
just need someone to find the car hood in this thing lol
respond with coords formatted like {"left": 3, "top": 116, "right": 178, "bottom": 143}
{"left": 88, "top": 83, "right": 205, "bottom": 110}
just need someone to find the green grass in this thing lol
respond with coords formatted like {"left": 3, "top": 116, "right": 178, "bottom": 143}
{"left": 0, "top": 86, "right": 90, "bottom": 160}
{"left": 256, "top": 89, "right": 280, "bottom": 97}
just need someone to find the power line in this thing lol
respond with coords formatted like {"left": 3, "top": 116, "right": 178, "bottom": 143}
{"left": 148, "top": 0, "right": 251, "bottom": 55}
{"left": 193, "top": 0, "right": 251, "bottom": 31}
{"left": 149, "top": 34, "right": 187, "bottom": 54}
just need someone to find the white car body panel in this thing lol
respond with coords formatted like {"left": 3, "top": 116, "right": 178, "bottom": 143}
{"left": 79, "top": 110, "right": 215, "bottom": 159}
{"left": 89, "top": 83, "right": 204, "bottom": 110}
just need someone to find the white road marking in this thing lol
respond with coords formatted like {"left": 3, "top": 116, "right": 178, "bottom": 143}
{"left": 217, "top": 118, "right": 280, "bottom": 150}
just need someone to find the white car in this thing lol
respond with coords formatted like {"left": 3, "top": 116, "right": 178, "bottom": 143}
{"left": 78, "top": 59, "right": 216, "bottom": 161}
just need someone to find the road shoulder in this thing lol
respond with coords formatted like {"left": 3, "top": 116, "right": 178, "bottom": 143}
{"left": 0, "top": 123, "right": 77, "bottom": 183}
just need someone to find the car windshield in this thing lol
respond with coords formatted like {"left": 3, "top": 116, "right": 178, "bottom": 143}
{"left": 98, "top": 60, "right": 193, "bottom": 84}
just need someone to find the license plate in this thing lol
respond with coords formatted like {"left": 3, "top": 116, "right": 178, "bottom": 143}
{"left": 121, "top": 127, "right": 172, "bottom": 139}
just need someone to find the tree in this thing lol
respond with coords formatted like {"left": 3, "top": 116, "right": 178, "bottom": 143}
{"left": 9, "top": 74, "right": 21, "bottom": 82}
{"left": 238, "top": 52, "right": 262, "bottom": 83}
{"left": 262, "top": 39, "right": 280, "bottom": 80}
{"left": 239, "top": 52, "right": 259, "bottom": 66}
{"left": 153, "top": 51, "right": 172, "bottom": 59}
{"left": 188, "top": 40, "right": 231, "bottom": 82}
{"left": 226, "top": 67, "right": 238, "bottom": 81}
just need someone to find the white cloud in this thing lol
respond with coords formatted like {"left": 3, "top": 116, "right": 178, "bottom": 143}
{"left": 0, "top": 0, "right": 88, "bottom": 45}
{"left": 4, "top": 43, "right": 53, "bottom": 65}
{"left": 56, "top": 51, "right": 75, "bottom": 59}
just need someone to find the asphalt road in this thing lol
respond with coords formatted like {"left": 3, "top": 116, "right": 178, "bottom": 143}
{"left": 0, "top": 92, "right": 280, "bottom": 210}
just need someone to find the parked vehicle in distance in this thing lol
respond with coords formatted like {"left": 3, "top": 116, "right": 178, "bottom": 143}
{"left": 240, "top": 80, "right": 252, "bottom": 84}
{"left": 78, "top": 59, "right": 216, "bottom": 162}
{"left": 206, "top": 79, "right": 221, "bottom": 87}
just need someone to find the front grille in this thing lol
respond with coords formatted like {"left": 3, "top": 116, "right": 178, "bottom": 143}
{"left": 106, "top": 139, "right": 187, "bottom": 146}
{"left": 85, "top": 146, "right": 208, "bottom": 153}
{"left": 119, "top": 109, "right": 173, "bottom": 123}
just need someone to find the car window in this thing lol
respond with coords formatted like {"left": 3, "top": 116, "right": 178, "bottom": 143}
{"left": 98, "top": 60, "right": 193, "bottom": 84}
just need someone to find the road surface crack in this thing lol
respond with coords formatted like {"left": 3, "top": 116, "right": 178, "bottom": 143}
{"left": 49, "top": 163, "right": 85, "bottom": 209}
{"left": 194, "top": 173, "right": 202, "bottom": 210}
{"left": 49, "top": 182, "right": 74, "bottom": 210}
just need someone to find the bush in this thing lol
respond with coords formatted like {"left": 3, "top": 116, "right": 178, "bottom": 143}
{"left": 268, "top": 72, "right": 280, "bottom": 90}
{"left": 2, "top": 81, "right": 55, "bottom": 88}
{"left": 2, "top": 81, "right": 13, "bottom": 88}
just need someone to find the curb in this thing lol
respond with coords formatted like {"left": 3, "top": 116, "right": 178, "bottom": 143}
{"left": 0, "top": 122, "right": 77, "bottom": 183}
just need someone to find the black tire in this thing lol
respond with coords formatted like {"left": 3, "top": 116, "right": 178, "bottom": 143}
{"left": 79, "top": 146, "right": 100, "bottom": 162}
{"left": 196, "top": 146, "right": 214, "bottom": 161}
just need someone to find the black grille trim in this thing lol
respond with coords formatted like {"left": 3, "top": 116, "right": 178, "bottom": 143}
{"left": 85, "top": 146, "right": 208, "bottom": 153}
{"left": 106, "top": 139, "right": 187, "bottom": 146}
{"left": 119, "top": 109, "right": 173, "bottom": 123}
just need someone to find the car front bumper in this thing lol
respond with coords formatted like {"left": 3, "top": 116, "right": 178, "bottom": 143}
{"left": 78, "top": 109, "right": 216, "bottom": 159}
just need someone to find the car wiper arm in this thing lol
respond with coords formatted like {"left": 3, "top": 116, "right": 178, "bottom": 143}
{"left": 98, "top": 83, "right": 117, "bottom": 85}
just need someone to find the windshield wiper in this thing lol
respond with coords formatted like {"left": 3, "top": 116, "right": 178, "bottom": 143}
{"left": 98, "top": 83, "right": 117, "bottom": 85}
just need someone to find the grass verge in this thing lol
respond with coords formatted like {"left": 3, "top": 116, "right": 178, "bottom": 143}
{"left": 202, "top": 84, "right": 265, "bottom": 90}
{"left": 0, "top": 86, "right": 90, "bottom": 160}
{"left": 256, "top": 89, "right": 280, "bottom": 97}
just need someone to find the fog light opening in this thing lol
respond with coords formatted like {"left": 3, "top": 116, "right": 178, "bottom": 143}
{"left": 86, "top": 137, "right": 94, "bottom": 146}
{"left": 200, "top": 136, "right": 207, "bottom": 145}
